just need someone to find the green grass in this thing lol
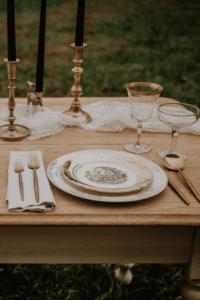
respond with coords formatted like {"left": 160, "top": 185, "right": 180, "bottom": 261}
{"left": 0, "top": 0, "right": 200, "bottom": 106}
{"left": 0, "top": 0, "right": 196, "bottom": 298}
{"left": 0, "top": 263, "right": 185, "bottom": 300}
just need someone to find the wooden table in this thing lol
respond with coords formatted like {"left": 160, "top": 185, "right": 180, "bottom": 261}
{"left": 0, "top": 97, "right": 200, "bottom": 299}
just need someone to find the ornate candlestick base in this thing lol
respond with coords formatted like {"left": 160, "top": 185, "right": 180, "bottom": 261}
{"left": 0, "top": 124, "right": 30, "bottom": 141}
{"left": 0, "top": 59, "right": 30, "bottom": 141}
{"left": 63, "top": 43, "right": 92, "bottom": 124}
{"left": 27, "top": 81, "right": 44, "bottom": 106}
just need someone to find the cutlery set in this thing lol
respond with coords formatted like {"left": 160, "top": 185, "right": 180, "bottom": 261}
{"left": 164, "top": 153, "right": 200, "bottom": 205}
{"left": 14, "top": 152, "right": 40, "bottom": 202}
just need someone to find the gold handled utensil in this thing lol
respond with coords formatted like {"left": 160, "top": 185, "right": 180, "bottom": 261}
{"left": 14, "top": 159, "right": 24, "bottom": 201}
{"left": 28, "top": 152, "right": 40, "bottom": 203}
{"left": 164, "top": 154, "right": 200, "bottom": 203}
{"left": 168, "top": 178, "right": 190, "bottom": 205}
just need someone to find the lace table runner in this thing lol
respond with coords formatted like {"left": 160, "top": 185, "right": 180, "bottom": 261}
{"left": 0, "top": 101, "right": 199, "bottom": 140}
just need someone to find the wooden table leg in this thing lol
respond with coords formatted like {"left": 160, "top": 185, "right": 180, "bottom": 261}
{"left": 176, "top": 227, "right": 200, "bottom": 300}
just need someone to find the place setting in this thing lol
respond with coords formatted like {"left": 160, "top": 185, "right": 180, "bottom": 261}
{"left": 5, "top": 80, "right": 200, "bottom": 210}
{"left": 3, "top": 0, "right": 200, "bottom": 211}
{"left": 4, "top": 78, "right": 200, "bottom": 210}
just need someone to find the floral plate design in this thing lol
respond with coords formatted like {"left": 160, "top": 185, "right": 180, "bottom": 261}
{"left": 47, "top": 150, "right": 168, "bottom": 203}
{"left": 61, "top": 151, "right": 154, "bottom": 194}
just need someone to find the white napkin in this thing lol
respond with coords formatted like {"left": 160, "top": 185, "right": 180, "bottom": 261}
{"left": 6, "top": 151, "right": 56, "bottom": 212}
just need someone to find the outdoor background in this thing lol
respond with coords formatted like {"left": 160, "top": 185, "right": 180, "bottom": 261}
{"left": 0, "top": 0, "right": 199, "bottom": 106}
{"left": 0, "top": 0, "right": 198, "bottom": 299}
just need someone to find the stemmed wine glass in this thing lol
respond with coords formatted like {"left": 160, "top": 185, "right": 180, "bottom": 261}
{"left": 157, "top": 103, "right": 199, "bottom": 160}
{"left": 123, "top": 82, "right": 163, "bottom": 153}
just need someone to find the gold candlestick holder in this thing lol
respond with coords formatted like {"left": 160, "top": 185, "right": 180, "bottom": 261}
{"left": 63, "top": 43, "right": 92, "bottom": 123}
{"left": 0, "top": 59, "right": 30, "bottom": 141}
{"left": 27, "top": 81, "right": 44, "bottom": 106}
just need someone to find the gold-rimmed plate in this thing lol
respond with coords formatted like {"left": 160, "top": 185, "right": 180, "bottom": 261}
{"left": 47, "top": 150, "right": 168, "bottom": 203}
{"left": 61, "top": 151, "right": 154, "bottom": 195}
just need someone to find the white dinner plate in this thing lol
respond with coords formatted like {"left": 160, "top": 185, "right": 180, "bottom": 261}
{"left": 47, "top": 150, "right": 168, "bottom": 203}
{"left": 61, "top": 151, "right": 154, "bottom": 194}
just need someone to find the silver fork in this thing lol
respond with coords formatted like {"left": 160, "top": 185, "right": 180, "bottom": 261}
{"left": 28, "top": 152, "right": 40, "bottom": 203}
{"left": 14, "top": 159, "right": 24, "bottom": 201}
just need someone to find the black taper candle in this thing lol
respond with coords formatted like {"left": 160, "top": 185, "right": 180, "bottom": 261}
{"left": 75, "top": 0, "right": 85, "bottom": 46}
{"left": 7, "top": 0, "right": 16, "bottom": 61}
{"left": 36, "top": 0, "right": 46, "bottom": 92}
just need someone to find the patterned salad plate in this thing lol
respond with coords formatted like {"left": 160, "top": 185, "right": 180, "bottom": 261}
{"left": 61, "top": 151, "right": 154, "bottom": 194}
{"left": 47, "top": 150, "right": 168, "bottom": 203}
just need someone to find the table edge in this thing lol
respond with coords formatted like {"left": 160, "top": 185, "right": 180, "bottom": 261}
{"left": 1, "top": 214, "right": 200, "bottom": 226}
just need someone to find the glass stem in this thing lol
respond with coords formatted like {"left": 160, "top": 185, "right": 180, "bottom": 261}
{"left": 136, "top": 121, "right": 143, "bottom": 146}
{"left": 170, "top": 129, "right": 179, "bottom": 152}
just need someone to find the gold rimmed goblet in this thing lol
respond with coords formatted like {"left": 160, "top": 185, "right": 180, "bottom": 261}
{"left": 123, "top": 82, "right": 163, "bottom": 154}
{"left": 157, "top": 102, "right": 199, "bottom": 160}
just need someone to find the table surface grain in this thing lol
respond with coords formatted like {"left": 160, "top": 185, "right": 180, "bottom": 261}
{"left": 0, "top": 96, "right": 199, "bottom": 226}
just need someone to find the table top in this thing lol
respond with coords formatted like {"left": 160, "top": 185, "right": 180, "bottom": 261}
{"left": 0, "top": 96, "right": 200, "bottom": 226}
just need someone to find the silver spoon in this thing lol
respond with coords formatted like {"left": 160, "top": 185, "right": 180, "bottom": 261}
{"left": 163, "top": 154, "right": 200, "bottom": 203}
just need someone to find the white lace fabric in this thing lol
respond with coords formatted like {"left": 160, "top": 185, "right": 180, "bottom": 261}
{"left": 0, "top": 101, "right": 199, "bottom": 140}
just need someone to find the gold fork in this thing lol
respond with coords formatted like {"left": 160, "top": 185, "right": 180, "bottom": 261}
{"left": 14, "top": 159, "right": 24, "bottom": 201}
{"left": 28, "top": 152, "right": 40, "bottom": 203}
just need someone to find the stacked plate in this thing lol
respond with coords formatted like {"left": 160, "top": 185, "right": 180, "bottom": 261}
{"left": 47, "top": 150, "right": 168, "bottom": 203}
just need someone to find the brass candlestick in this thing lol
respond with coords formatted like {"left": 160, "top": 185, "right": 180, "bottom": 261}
{"left": 27, "top": 81, "right": 44, "bottom": 106}
{"left": 63, "top": 43, "right": 92, "bottom": 123}
{"left": 0, "top": 59, "right": 30, "bottom": 141}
